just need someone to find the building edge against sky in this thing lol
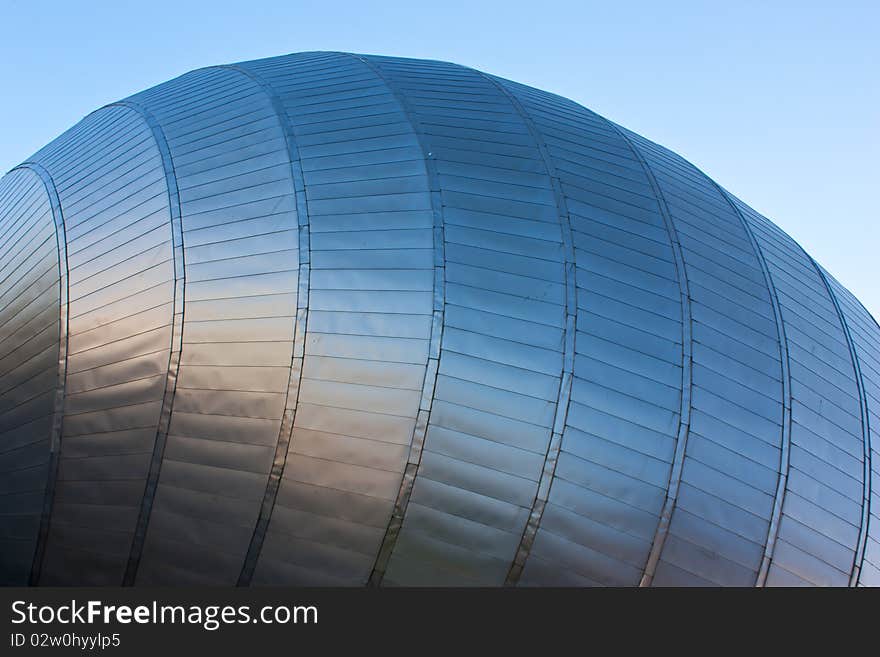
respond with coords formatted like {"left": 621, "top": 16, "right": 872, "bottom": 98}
{"left": 0, "top": 52, "right": 877, "bottom": 587}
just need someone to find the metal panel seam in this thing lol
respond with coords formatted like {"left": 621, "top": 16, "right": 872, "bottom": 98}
{"left": 345, "top": 53, "right": 447, "bottom": 587}
{"left": 837, "top": 291, "right": 880, "bottom": 587}
{"left": 474, "top": 73, "right": 577, "bottom": 587}
{"left": 12, "top": 162, "right": 69, "bottom": 587}
{"left": 813, "top": 261, "right": 873, "bottom": 586}
{"left": 204, "top": 64, "right": 314, "bottom": 588}
{"left": 713, "top": 187, "right": 792, "bottom": 586}
{"left": 101, "top": 101, "right": 186, "bottom": 587}
{"left": 601, "top": 124, "right": 694, "bottom": 588}
{"left": 838, "top": 291, "right": 880, "bottom": 587}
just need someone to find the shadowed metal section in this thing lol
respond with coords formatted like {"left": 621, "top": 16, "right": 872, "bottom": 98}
{"left": 205, "top": 63, "right": 312, "bottom": 588}
{"left": 721, "top": 194, "right": 792, "bottom": 586}
{"left": 102, "top": 101, "right": 185, "bottom": 587}
{"left": 0, "top": 165, "right": 65, "bottom": 585}
{"left": 813, "top": 263, "right": 872, "bottom": 586}
{"left": 623, "top": 131, "right": 782, "bottom": 587}
{"left": 475, "top": 73, "right": 576, "bottom": 588}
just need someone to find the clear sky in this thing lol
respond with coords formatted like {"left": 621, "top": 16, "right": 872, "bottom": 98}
{"left": 1, "top": 0, "right": 877, "bottom": 317}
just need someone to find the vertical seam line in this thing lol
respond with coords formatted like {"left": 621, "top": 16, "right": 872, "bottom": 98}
{"left": 600, "top": 124, "right": 693, "bottom": 588}
{"left": 345, "top": 53, "right": 446, "bottom": 587}
{"left": 812, "top": 262, "right": 872, "bottom": 587}
{"left": 206, "top": 64, "right": 313, "bottom": 588}
{"left": 712, "top": 187, "right": 792, "bottom": 586}
{"left": 105, "top": 101, "right": 185, "bottom": 587}
{"left": 473, "top": 74, "right": 576, "bottom": 587}
{"left": 14, "top": 162, "right": 68, "bottom": 587}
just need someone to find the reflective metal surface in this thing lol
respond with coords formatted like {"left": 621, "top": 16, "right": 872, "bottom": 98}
{"left": 0, "top": 52, "right": 876, "bottom": 586}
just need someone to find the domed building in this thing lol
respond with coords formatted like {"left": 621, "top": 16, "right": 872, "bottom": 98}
{"left": 0, "top": 52, "right": 876, "bottom": 587}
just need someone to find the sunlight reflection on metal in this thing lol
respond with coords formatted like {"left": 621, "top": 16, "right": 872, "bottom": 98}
{"left": 0, "top": 52, "right": 877, "bottom": 587}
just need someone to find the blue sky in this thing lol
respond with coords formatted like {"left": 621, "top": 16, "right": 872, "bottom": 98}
{"left": 1, "top": 0, "right": 877, "bottom": 316}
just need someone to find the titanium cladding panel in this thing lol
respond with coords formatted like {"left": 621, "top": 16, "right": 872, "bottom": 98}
{"left": 0, "top": 52, "right": 877, "bottom": 587}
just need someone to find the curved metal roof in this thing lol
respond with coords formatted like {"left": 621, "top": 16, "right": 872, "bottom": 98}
{"left": 0, "top": 52, "right": 876, "bottom": 586}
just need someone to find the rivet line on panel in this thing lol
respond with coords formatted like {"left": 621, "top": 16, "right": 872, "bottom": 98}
{"left": 15, "top": 163, "right": 68, "bottom": 587}
{"left": 605, "top": 124, "right": 694, "bottom": 588}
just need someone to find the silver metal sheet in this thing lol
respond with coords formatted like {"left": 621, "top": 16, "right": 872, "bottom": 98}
{"left": 0, "top": 168, "right": 62, "bottom": 585}
{"left": 621, "top": 130, "right": 784, "bottom": 586}
{"left": 232, "top": 53, "right": 434, "bottom": 587}
{"left": 2, "top": 51, "right": 878, "bottom": 587}
{"left": 26, "top": 105, "right": 173, "bottom": 586}
{"left": 127, "top": 66, "right": 299, "bottom": 585}
{"left": 733, "top": 198, "right": 867, "bottom": 586}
